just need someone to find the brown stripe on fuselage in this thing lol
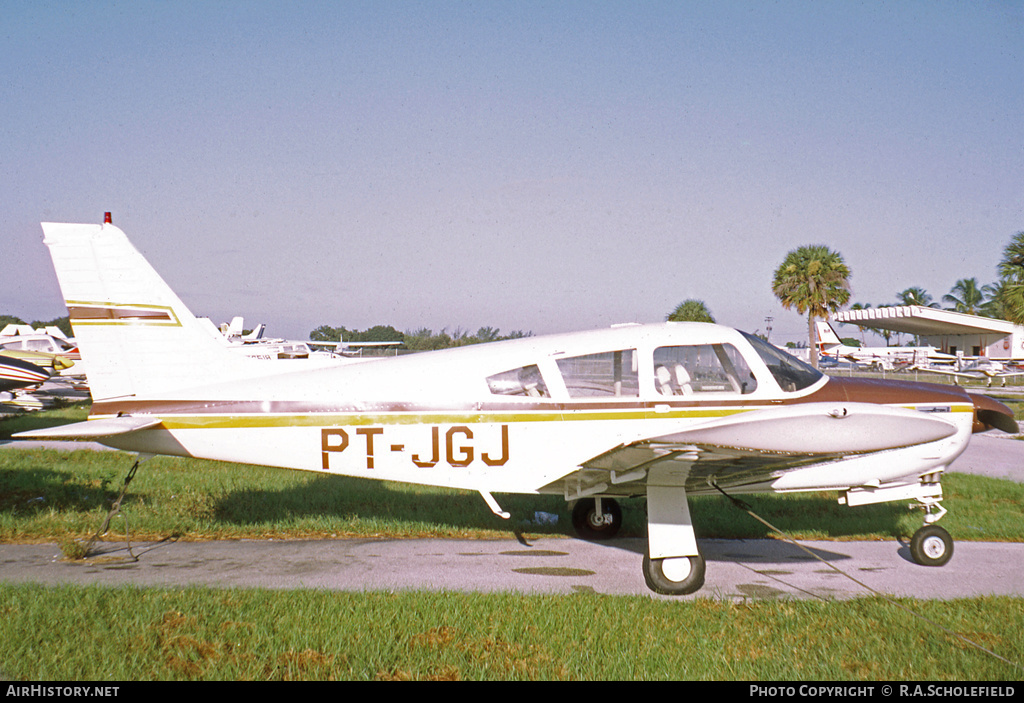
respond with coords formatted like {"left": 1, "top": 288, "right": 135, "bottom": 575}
{"left": 800, "top": 376, "right": 973, "bottom": 406}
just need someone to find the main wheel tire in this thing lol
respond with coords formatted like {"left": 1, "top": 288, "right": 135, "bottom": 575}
{"left": 642, "top": 552, "right": 706, "bottom": 595}
{"left": 910, "top": 524, "right": 953, "bottom": 567}
{"left": 571, "top": 498, "right": 622, "bottom": 540}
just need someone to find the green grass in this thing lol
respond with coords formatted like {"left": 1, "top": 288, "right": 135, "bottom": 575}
{"left": 0, "top": 401, "right": 90, "bottom": 437}
{"left": 990, "top": 395, "right": 1024, "bottom": 427}
{"left": 0, "top": 585, "right": 1021, "bottom": 680}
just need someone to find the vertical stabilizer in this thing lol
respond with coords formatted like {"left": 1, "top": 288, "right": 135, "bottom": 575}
{"left": 42, "top": 221, "right": 262, "bottom": 401}
{"left": 815, "top": 320, "right": 843, "bottom": 350}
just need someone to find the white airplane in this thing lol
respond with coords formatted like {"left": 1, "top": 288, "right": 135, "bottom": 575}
{"left": 307, "top": 338, "right": 404, "bottom": 356}
{"left": 0, "top": 324, "right": 80, "bottom": 376}
{"left": 817, "top": 321, "right": 953, "bottom": 371}
{"left": 211, "top": 317, "right": 338, "bottom": 362}
{"left": 216, "top": 316, "right": 398, "bottom": 361}
{"left": 16, "top": 219, "right": 1019, "bottom": 596}
{"left": 910, "top": 355, "right": 1024, "bottom": 388}
{"left": 0, "top": 352, "right": 56, "bottom": 413}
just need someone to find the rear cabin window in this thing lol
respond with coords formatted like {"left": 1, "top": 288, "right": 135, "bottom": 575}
{"left": 556, "top": 350, "right": 639, "bottom": 398}
{"left": 653, "top": 344, "right": 757, "bottom": 395}
{"left": 486, "top": 364, "right": 550, "bottom": 397}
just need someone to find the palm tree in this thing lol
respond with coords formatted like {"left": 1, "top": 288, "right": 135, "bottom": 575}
{"left": 666, "top": 299, "right": 715, "bottom": 323}
{"left": 771, "top": 245, "right": 851, "bottom": 368}
{"left": 998, "top": 231, "right": 1024, "bottom": 325}
{"left": 897, "top": 287, "right": 938, "bottom": 308}
{"left": 896, "top": 288, "right": 937, "bottom": 344}
{"left": 942, "top": 278, "right": 987, "bottom": 315}
{"left": 980, "top": 281, "right": 1008, "bottom": 320}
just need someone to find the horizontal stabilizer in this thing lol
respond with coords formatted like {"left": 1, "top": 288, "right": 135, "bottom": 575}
{"left": 14, "top": 416, "right": 163, "bottom": 440}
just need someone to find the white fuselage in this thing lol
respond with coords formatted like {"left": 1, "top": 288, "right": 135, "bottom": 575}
{"left": 92, "top": 324, "right": 977, "bottom": 498}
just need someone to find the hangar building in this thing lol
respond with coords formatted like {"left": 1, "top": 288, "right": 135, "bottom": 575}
{"left": 831, "top": 305, "right": 1024, "bottom": 361}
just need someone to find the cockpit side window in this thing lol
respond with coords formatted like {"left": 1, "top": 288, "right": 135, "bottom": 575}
{"left": 654, "top": 344, "right": 757, "bottom": 395}
{"left": 486, "top": 364, "right": 550, "bottom": 398}
{"left": 556, "top": 349, "right": 639, "bottom": 398}
{"left": 739, "top": 331, "right": 823, "bottom": 392}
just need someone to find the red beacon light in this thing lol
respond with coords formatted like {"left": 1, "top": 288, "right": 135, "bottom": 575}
{"left": 103, "top": 212, "right": 112, "bottom": 224}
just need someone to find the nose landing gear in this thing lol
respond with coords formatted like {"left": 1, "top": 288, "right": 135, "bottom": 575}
{"left": 909, "top": 474, "right": 953, "bottom": 567}
{"left": 909, "top": 480, "right": 954, "bottom": 568}
{"left": 840, "top": 471, "right": 955, "bottom": 568}
{"left": 910, "top": 524, "right": 954, "bottom": 567}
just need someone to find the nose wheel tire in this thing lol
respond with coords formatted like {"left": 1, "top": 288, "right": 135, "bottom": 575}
{"left": 642, "top": 552, "right": 706, "bottom": 595}
{"left": 571, "top": 498, "right": 622, "bottom": 540}
{"left": 910, "top": 524, "right": 953, "bottom": 567}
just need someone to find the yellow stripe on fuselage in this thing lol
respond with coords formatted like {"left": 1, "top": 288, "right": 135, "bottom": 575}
{"left": 89, "top": 401, "right": 974, "bottom": 432}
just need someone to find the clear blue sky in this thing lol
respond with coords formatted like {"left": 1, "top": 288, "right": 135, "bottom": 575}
{"left": 3, "top": 0, "right": 1022, "bottom": 345}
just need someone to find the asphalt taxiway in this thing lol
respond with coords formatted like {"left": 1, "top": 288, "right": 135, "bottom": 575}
{"left": 0, "top": 431, "right": 1022, "bottom": 600}
{"left": 1, "top": 535, "right": 1022, "bottom": 600}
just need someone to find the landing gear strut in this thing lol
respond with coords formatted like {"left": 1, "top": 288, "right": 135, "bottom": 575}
{"left": 842, "top": 473, "right": 956, "bottom": 568}
{"left": 571, "top": 497, "right": 622, "bottom": 540}
{"left": 908, "top": 474, "right": 953, "bottom": 567}
{"left": 644, "top": 478, "right": 703, "bottom": 596}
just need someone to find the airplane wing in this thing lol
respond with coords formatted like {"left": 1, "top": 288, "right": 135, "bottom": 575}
{"left": 13, "top": 416, "right": 163, "bottom": 440}
{"left": 307, "top": 340, "right": 402, "bottom": 348}
{"left": 910, "top": 365, "right": 1024, "bottom": 385}
{"left": 908, "top": 365, "right": 980, "bottom": 380}
{"left": 545, "top": 402, "right": 959, "bottom": 499}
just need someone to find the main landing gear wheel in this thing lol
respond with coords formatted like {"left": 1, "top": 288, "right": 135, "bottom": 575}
{"left": 571, "top": 498, "right": 622, "bottom": 540}
{"left": 643, "top": 552, "right": 706, "bottom": 596}
{"left": 910, "top": 524, "right": 954, "bottom": 567}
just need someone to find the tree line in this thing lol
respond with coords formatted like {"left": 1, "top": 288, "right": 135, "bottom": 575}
{"left": 0, "top": 314, "right": 532, "bottom": 353}
{"left": 310, "top": 324, "right": 531, "bottom": 351}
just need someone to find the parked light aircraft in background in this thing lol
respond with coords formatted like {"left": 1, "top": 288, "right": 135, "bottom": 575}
{"left": 0, "top": 353, "right": 51, "bottom": 393}
{"left": 16, "top": 219, "right": 1018, "bottom": 595}
{"left": 817, "top": 321, "right": 953, "bottom": 371}
{"left": 307, "top": 338, "right": 404, "bottom": 356}
{"left": 209, "top": 316, "right": 340, "bottom": 362}
{"left": 910, "top": 356, "right": 1024, "bottom": 388}
{"left": 0, "top": 352, "right": 56, "bottom": 413}
{"left": 0, "top": 326, "right": 87, "bottom": 412}
{"left": 0, "top": 324, "right": 79, "bottom": 375}
{"left": 214, "top": 316, "right": 399, "bottom": 361}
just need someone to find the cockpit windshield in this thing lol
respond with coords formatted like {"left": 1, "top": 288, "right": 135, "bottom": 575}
{"left": 739, "top": 331, "right": 823, "bottom": 393}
